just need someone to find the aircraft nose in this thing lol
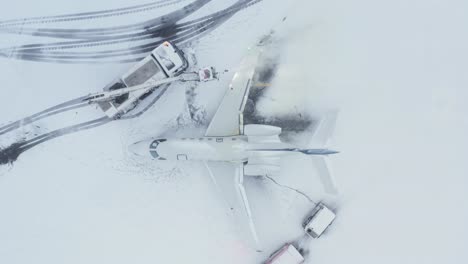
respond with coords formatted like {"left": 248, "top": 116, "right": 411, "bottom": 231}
{"left": 128, "top": 140, "right": 151, "bottom": 157}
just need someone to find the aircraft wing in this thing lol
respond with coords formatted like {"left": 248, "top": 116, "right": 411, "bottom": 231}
{"left": 204, "top": 161, "right": 261, "bottom": 251}
{"left": 204, "top": 48, "right": 261, "bottom": 137}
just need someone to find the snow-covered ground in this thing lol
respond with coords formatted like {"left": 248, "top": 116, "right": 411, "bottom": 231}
{"left": 1, "top": 0, "right": 468, "bottom": 263}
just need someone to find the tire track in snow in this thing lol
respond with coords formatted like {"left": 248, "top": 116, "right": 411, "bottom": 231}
{"left": 1, "top": 0, "right": 249, "bottom": 53}
{"left": 0, "top": 0, "right": 261, "bottom": 63}
{"left": 0, "top": 117, "right": 111, "bottom": 165}
{"left": 12, "top": 16, "right": 222, "bottom": 63}
{"left": 0, "top": 0, "right": 213, "bottom": 50}
{"left": 0, "top": 102, "right": 89, "bottom": 136}
{"left": 0, "top": 0, "right": 209, "bottom": 39}
{"left": 0, "top": 0, "right": 187, "bottom": 28}
{"left": 8, "top": 14, "right": 217, "bottom": 57}
{"left": 0, "top": 85, "right": 171, "bottom": 164}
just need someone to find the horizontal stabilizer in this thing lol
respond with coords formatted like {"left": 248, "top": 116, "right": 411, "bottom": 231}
{"left": 310, "top": 111, "right": 338, "bottom": 147}
{"left": 312, "top": 156, "right": 338, "bottom": 194}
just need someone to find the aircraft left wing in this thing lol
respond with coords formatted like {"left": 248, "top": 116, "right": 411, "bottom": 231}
{"left": 204, "top": 48, "right": 261, "bottom": 137}
{"left": 204, "top": 161, "right": 261, "bottom": 251}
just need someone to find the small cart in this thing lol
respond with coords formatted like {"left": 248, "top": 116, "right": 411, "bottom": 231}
{"left": 303, "top": 203, "right": 336, "bottom": 238}
{"left": 265, "top": 244, "right": 304, "bottom": 264}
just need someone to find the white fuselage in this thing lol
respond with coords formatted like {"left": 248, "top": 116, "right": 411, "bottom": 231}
{"left": 130, "top": 136, "right": 295, "bottom": 162}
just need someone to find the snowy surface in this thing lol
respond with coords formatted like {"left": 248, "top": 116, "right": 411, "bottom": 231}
{"left": 1, "top": 0, "right": 468, "bottom": 263}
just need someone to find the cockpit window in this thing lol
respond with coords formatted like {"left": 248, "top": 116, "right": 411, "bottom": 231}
{"left": 150, "top": 139, "right": 166, "bottom": 148}
{"left": 150, "top": 150, "right": 159, "bottom": 158}
{"left": 149, "top": 139, "right": 166, "bottom": 159}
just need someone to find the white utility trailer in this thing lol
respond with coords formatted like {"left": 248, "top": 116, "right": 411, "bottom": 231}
{"left": 264, "top": 244, "right": 305, "bottom": 264}
{"left": 264, "top": 203, "right": 336, "bottom": 264}
{"left": 303, "top": 202, "right": 336, "bottom": 238}
{"left": 95, "top": 41, "right": 213, "bottom": 119}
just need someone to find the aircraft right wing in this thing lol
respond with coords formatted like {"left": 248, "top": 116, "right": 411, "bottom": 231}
{"left": 204, "top": 161, "right": 261, "bottom": 251}
{"left": 204, "top": 48, "right": 261, "bottom": 137}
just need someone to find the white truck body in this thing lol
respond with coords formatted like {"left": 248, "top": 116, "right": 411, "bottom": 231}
{"left": 265, "top": 244, "right": 304, "bottom": 264}
{"left": 303, "top": 203, "right": 336, "bottom": 238}
{"left": 97, "top": 41, "right": 187, "bottom": 118}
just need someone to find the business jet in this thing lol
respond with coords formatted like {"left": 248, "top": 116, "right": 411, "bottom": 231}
{"left": 129, "top": 46, "right": 339, "bottom": 250}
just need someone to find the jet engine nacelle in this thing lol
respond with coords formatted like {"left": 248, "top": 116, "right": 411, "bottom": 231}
{"left": 244, "top": 124, "right": 281, "bottom": 137}
{"left": 244, "top": 124, "right": 282, "bottom": 144}
{"left": 244, "top": 163, "right": 280, "bottom": 176}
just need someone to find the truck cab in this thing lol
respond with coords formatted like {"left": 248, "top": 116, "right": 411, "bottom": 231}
{"left": 98, "top": 41, "right": 188, "bottom": 118}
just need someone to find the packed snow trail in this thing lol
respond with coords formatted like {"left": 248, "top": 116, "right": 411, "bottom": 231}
{"left": 0, "top": 0, "right": 211, "bottom": 39}
{"left": 0, "top": 96, "right": 89, "bottom": 135}
{"left": 7, "top": 16, "right": 223, "bottom": 62}
{"left": 0, "top": 117, "right": 111, "bottom": 165}
{"left": 0, "top": 0, "right": 214, "bottom": 52}
{"left": 0, "top": 0, "right": 188, "bottom": 28}
{"left": 0, "top": 85, "right": 171, "bottom": 165}
{"left": 0, "top": 0, "right": 256, "bottom": 54}
{"left": 0, "top": 0, "right": 262, "bottom": 63}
